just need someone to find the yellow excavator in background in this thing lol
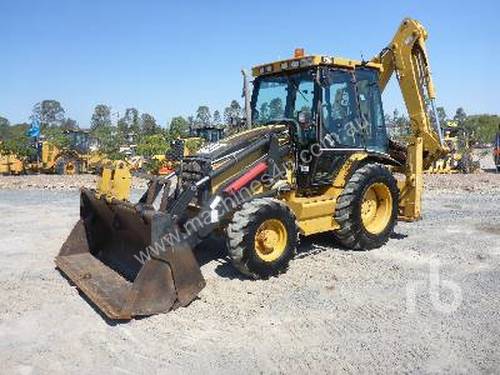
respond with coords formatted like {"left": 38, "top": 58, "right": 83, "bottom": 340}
{"left": 26, "top": 130, "right": 106, "bottom": 174}
{"left": 55, "top": 18, "right": 447, "bottom": 319}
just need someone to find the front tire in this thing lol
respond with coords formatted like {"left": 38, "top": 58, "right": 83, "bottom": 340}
{"left": 334, "top": 163, "right": 399, "bottom": 250}
{"left": 226, "top": 198, "right": 298, "bottom": 279}
{"left": 55, "top": 156, "right": 80, "bottom": 175}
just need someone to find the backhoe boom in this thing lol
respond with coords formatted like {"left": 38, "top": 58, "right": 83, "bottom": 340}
{"left": 372, "top": 18, "right": 447, "bottom": 220}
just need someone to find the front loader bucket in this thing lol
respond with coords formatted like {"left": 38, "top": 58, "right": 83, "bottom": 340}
{"left": 55, "top": 188, "right": 205, "bottom": 319}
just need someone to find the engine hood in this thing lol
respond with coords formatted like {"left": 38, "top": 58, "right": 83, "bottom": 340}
{"left": 196, "top": 125, "right": 288, "bottom": 161}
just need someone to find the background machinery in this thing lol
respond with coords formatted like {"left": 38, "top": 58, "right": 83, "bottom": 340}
{"left": 495, "top": 126, "right": 500, "bottom": 172}
{"left": 426, "top": 121, "right": 480, "bottom": 174}
{"left": 0, "top": 147, "right": 24, "bottom": 175}
{"left": 55, "top": 18, "right": 446, "bottom": 319}
{"left": 28, "top": 130, "right": 105, "bottom": 174}
{"left": 155, "top": 137, "right": 205, "bottom": 175}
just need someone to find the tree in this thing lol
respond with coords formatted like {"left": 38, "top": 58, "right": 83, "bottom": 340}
{"left": 44, "top": 126, "right": 70, "bottom": 148}
{"left": 91, "top": 104, "right": 112, "bottom": 131}
{"left": 118, "top": 108, "right": 140, "bottom": 143}
{"left": 213, "top": 110, "right": 222, "bottom": 125}
{"left": 187, "top": 116, "right": 195, "bottom": 134}
{"left": 93, "top": 125, "right": 120, "bottom": 158}
{"left": 223, "top": 100, "right": 242, "bottom": 125}
{"left": 61, "top": 117, "right": 78, "bottom": 131}
{"left": 125, "top": 108, "right": 141, "bottom": 134}
{"left": 0, "top": 123, "right": 33, "bottom": 157}
{"left": 464, "top": 114, "right": 500, "bottom": 145}
{"left": 0, "top": 116, "right": 10, "bottom": 140}
{"left": 386, "top": 109, "right": 410, "bottom": 142}
{"left": 117, "top": 118, "right": 129, "bottom": 139}
{"left": 141, "top": 113, "right": 159, "bottom": 135}
{"left": 184, "top": 137, "right": 204, "bottom": 154}
{"left": 269, "top": 98, "right": 283, "bottom": 120}
{"left": 32, "top": 100, "right": 65, "bottom": 129}
{"left": 169, "top": 116, "right": 189, "bottom": 138}
{"left": 436, "top": 106, "right": 447, "bottom": 125}
{"left": 90, "top": 105, "right": 122, "bottom": 157}
{"left": 258, "top": 102, "right": 270, "bottom": 123}
{"left": 195, "top": 106, "right": 212, "bottom": 126}
{"left": 136, "top": 134, "right": 169, "bottom": 157}
{"left": 453, "top": 107, "right": 467, "bottom": 127}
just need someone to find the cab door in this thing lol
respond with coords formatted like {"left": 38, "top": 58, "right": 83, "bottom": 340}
{"left": 296, "top": 68, "right": 362, "bottom": 193}
{"left": 354, "top": 68, "right": 388, "bottom": 153}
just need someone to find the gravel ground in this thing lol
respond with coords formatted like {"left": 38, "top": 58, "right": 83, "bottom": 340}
{"left": 0, "top": 174, "right": 148, "bottom": 191}
{"left": 0, "top": 155, "right": 499, "bottom": 374}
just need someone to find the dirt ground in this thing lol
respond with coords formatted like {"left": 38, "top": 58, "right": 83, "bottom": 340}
{"left": 0, "top": 154, "right": 499, "bottom": 374}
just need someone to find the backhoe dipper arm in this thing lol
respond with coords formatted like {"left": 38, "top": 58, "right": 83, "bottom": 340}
{"left": 371, "top": 18, "right": 447, "bottom": 220}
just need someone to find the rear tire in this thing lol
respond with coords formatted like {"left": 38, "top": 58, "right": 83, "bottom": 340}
{"left": 226, "top": 198, "right": 298, "bottom": 279}
{"left": 334, "top": 163, "right": 398, "bottom": 250}
{"left": 56, "top": 156, "right": 80, "bottom": 175}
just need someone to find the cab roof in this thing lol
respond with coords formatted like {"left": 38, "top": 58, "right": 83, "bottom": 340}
{"left": 252, "top": 54, "right": 382, "bottom": 78}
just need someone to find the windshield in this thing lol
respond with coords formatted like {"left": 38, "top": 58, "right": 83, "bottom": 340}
{"left": 69, "top": 132, "right": 90, "bottom": 153}
{"left": 251, "top": 70, "right": 315, "bottom": 125}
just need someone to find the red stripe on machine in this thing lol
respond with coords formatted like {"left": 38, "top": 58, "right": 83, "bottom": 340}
{"left": 224, "top": 161, "right": 268, "bottom": 194}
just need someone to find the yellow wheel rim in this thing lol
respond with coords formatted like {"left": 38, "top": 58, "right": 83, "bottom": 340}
{"left": 65, "top": 162, "right": 75, "bottom": 175}
{"left": 254, "top": 219, "right": 288, "bottom": 262}
{"left": 361, "top": 183, "right": 393, "bottom": 235}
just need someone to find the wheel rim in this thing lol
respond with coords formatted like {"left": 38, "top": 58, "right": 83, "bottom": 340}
{"left": 65, "top": 162, "right": 75, "bottom": 175}
{"left": 254, "top": 219, "right": 287, "bottom": 262}
{"left": 361, "top": 183, "right": 393, "bottom": 235}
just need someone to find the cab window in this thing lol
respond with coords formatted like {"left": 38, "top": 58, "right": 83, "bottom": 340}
{"left": 355, "top": 68, "right": 387, "bottom": 152}
{"left": 252, "top": 70, "right": 315, "bottom": 126}
{"left": 321, "top": 69, "right": 363, "bottom": 148}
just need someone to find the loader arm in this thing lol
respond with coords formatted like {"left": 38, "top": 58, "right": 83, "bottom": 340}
{"left": 372, "top": 18, "right": 447, "bottom": 220}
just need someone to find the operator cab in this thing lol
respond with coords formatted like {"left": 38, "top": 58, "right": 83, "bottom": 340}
{"left": 251, "top": 53, "right": 388, "bottom": 192}
{"left": 68, "top": 130, "right": 91, "bottom": 154}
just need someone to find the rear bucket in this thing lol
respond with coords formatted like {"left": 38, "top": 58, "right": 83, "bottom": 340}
{"left": 55, "top": 188, "right": 205, "bottom": 319}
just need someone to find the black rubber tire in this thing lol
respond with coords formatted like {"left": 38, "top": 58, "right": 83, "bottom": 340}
{"left": 226, "top": 198, "right": 298, "bottom": 279}
{"left": 334, "top": 163, "right": 399, "bottom": 250}
{"left": 55, "top": 156, "right": 80, "bottom": 175}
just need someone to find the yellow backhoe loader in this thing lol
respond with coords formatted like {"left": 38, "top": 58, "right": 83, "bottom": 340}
{"left": 55, "top": 18, "right": 447, "bottom": 319}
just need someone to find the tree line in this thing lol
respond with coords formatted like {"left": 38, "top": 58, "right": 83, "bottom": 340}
{"left": 385, "top": 106, "right": 500, "bottom": 146}
{"left": 0, "top": 99, "right": 245, "bottom": 158}
{"left": 1, "top": 101, "right": 498, "bottom": 158}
